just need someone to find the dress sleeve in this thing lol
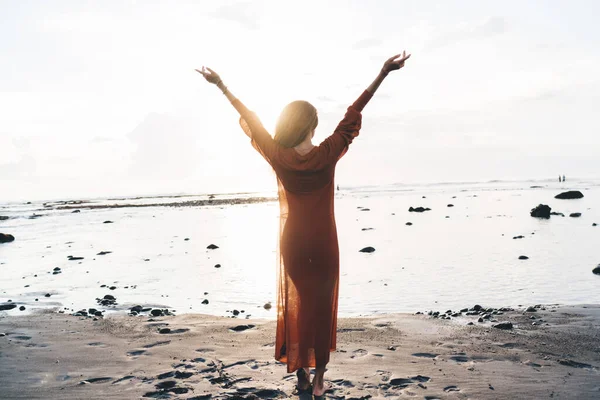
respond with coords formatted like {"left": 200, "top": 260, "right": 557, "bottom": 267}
{"left": 231, "top": 98, "right": 281, "bottom": 165}
{"left": 320, "top": 90, "right": 373, "bottom": 162}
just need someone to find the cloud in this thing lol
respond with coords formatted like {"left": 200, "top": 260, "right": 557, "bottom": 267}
{"left": 427, "top": 16, "right": 507, "bottom": 50}
{"left": 210, "top": 1, "right": 260, "bottom": 30}
{"left": 352, "top": 38, "right": 383, "bottom": 50}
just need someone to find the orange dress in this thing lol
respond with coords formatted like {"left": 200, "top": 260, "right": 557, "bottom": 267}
{"left": 231, "top": 90, "right": 373, "bottom": 373}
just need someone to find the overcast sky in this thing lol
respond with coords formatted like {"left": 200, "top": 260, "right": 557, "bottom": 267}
{"left": 2, "top": 0, "right": 599, "bottom": 201}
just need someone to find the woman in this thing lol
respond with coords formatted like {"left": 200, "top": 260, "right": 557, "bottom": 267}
{"left": 197, "top": 50, "right": 410, "bottom": 396}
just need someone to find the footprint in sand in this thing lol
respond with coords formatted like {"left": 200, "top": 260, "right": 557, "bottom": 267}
{"left": 558, "top": 359, "right": 597, "bottom": 370}
{"left": 389, "top": 375, "right": 431, "bottom": 388}
{"left": 112, "top": 375, "right": 135, "bottom": 384}
{"left": 24, "top": 343, "right": 48, "bottom": 348}
{"left": 157, "top": 371, "right": 194, "bottom": 380}
{"left": 412, "top": 352, "right": 439, "bottom": 359}
{"left": 79, "top": 377, "right": 113, "bottom": 384}
{"left": 449, "top": 354, "right": 470, "bottom": 363}
{"left": 143, "top": 340, "right": 171, "bottom": 348}
{"left": 87, "top": 342, "right": 108, "bottom": 347}
{"left": 376, "top": 370, "right": 391, "bottom": 382}
{"left": 127, "top": 349, "right": 147, "bottom": 357}
{"left": 351, "top": 349, "right": 368, "bottom": 358}
{"left": 331, "top": 378, "right": 355, "bottom": 388}
{"left": 195, "top": 347, "right": 215, "bottom": 353}
{"left": 497, "top": 342, "right": 521, "bottom": 349}
{"left": 444, "top": 385, "right": 460, "bottom": 392}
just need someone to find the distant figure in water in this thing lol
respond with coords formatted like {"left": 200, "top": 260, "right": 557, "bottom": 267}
{"left": 559, "top": 175, "right": 562, "bottom": 182}
{"left": 197, "top": 50, "right": 411, "bottom": 396}
{"left": 336, "top": 184, "right": 340, "bottom": 191}
{"left": 563, "top": 174, "right": 566, "bottom": 182}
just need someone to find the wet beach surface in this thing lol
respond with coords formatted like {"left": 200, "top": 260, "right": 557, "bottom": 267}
{"left": 1, "top": 305, "right": 599, "bottom": 399}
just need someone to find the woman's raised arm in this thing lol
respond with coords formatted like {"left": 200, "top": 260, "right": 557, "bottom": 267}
{"left": 320, "top": 50, "right": 411, "bottom": 162}
{"left": 196, "top": 66, "right": 281, "bottom": 163}
{"left": 365, "top": 50, "right": 411, "bottom": 97}
{"left": 196, "top": 66, "right": 240, "bottom": 116}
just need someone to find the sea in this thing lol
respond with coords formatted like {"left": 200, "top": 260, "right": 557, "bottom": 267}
{"left": 1, "top": 178, "right": 599, "bottom": 319}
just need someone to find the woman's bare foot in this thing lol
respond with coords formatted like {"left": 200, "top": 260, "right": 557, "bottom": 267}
{"left": 312, "top": 366, "right": 328, "bottom": 396}
{"left": 296, "top": 367, "right": 311, "bottom": 391}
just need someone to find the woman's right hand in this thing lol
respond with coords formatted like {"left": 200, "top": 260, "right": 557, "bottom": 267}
{"left": 381, "top": 51, "right": 411, "bottom": 74}
{"left": 195, "top": 66, "right": 222, "bottom": 85}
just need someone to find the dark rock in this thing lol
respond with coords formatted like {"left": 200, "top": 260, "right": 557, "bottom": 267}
{"left": 593, "top": 223, "right": 597, "bottom": 226}
{"left": 519, "top": 255, "right": 529, "bottom": 260}
{"left": 72, "top": 209, "right": 81, "bottom": 213}
{"left": 151, "top": 309, "right": 164, "bottom": 317}
{"left": 493, "top": 322, "right": 513, "bottom": 330}
{"left": 592, "top": 265, "right": 600, "bottom": 275}
{"left": 44, "top": 293, "right": 51, "bottom": 297}
{"left": 405, "top": 222, "right": 412, "bottom": 226}
{"left": 550, "top": 212, "right": 565, "bottom": 217}
{"left": 229, "top": 324, "right": 255, "bottom": 332}
{"left": 360, "top": 208, "right": 370, "bottom": 211}
{"left": 263, "top": 302, "right": 272, "bottom": 310}
{"left": 555, "top": 191, "right": 584, "bottom": 199}
{"left": 447, "top": 204, "right": 454, "bottom": 207}
{"left": 97, "top": 251, "right": 112, "bottom": 256}
{"left": 97, "top": 294, "right": 117, "bottom": 306}
{"left": 0, "top": 216, "right": 9, "bottom": 220}
{"left": 67, "top": 255, "right": 84, "bottom": 261}
{"left": 109, "top": 286, "right": 117, "bottom": 290}
{"left": 103, "top": 220, "right": 113, "bottom": 224}
{"left": 214, "top": 264, "right": 221, "bottom": 268}
{"left": 201, "top": 299, "right": 209, "bottom": 305}
{"left": 525, "top": 306, "right": 537, "bottom": 312}
{"left": 513, "top": 235, "right": 524, "bottom": 239}
{"left": 0, "top": 304, "right": 17, "bottom": 311}
{"left": 359, "top": 246, "right": 376, "bottom": 253}
{"left": 158, "top": 328, "right": 171, "bottom": 334}
{"left": 361, "top": 227, "right": 374, "bottom": 231}
{"left": 530, "top": 204, "right": 551, "bottom": 219}
{"left": 156, "top": 380, "right": 176, "bottom": 389}
{"left": 472, "top": 304, "right": 483, "bottom": 311}
{"left": 0, "top": 233, "right": 15, "bottom": 243}
{"left": 130, "top": 305, "right": 143, "bottom": 313}
{"left": 409, "top": 206, "right": 431, "bottom": 212}
{"left": 206, "top": 244, "right": 219, "bottom": 250}
{"left": 174, "top": 371, "right": 193, "bottom": 379}
{"left": 569, "top": 212, "right": 582, "bottom": 218}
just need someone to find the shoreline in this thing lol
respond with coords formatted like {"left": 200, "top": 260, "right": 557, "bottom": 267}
{"left": 1, "top": 304, "right": 599, "bottom": 399}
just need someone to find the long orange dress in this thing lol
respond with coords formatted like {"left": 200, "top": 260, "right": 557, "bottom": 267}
{"left": 231, "top": 90, "right": 373, "bottom": 373}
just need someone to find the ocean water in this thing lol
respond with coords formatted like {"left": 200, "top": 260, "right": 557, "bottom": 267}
{"left": 1, "top": 178, "right": 599, "bottom": 319}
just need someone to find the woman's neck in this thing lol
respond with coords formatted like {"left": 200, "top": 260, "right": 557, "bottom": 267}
{"left": 293, "top": 138, "right": 315, "bottom": 155}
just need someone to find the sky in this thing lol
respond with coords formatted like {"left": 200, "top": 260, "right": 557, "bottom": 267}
{"left": 1, "top": 0, "right": 600, "bottom": 202}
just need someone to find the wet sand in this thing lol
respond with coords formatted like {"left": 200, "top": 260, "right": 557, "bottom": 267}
{"left": 1, "top": 304, "right": 599, "bottom": 399}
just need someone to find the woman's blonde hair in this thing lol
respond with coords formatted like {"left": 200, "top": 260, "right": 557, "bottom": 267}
{"left": 274, "top": 101, "right": 318, "bottom": 148}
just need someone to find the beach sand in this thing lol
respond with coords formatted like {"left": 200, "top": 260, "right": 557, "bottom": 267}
{"left": 1, "top": 304, "right": 599, "bottom": 399}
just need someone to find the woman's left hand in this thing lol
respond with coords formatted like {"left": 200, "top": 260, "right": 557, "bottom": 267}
{"left": 196, "top": 66, "right": 221, "bottom": 84}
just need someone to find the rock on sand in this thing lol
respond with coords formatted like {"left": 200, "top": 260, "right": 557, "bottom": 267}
{"left": 555, "top": 191, "right": 584, "bottom": 199}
